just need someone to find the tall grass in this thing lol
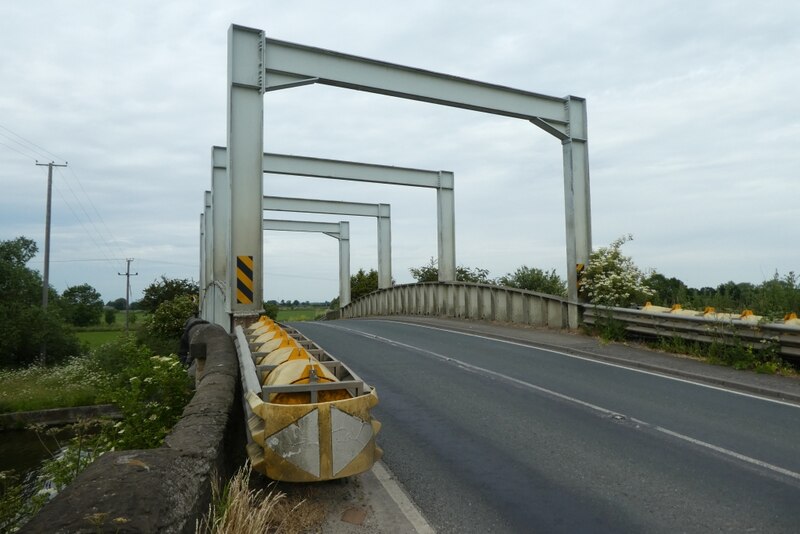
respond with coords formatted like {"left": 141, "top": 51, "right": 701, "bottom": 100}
{"left": 197, "top": 465, "right": 286, "bottom": 534}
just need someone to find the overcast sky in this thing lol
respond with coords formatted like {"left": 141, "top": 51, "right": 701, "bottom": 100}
{"left": 1, "top": 1, "right": 798, "bottom": 304}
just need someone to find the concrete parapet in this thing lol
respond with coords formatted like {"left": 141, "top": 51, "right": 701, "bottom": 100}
{"left": 24, "top": 323, "right": 246, "bottom": 534}
{"left": 341, "top": 282, "right": 571, "bottom": 330}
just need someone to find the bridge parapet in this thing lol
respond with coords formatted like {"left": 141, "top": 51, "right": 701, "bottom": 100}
{"left": 25, "top": 323, "right": 245, "bottom": 533}
{"left": 340, "top": 282, "right": 572, "bottom": 329}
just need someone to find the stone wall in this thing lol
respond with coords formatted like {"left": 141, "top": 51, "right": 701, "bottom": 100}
{"left": 24, "top": 323, "right": 246, "bottom": 534}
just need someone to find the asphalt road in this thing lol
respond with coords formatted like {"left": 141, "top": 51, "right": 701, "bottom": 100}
{"left": 290, "top": 318, "right": 800, "bottom": 533}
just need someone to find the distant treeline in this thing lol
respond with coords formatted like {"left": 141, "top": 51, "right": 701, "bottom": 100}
{"left": 645, "top": 271, "right": 799, "bottom": 318}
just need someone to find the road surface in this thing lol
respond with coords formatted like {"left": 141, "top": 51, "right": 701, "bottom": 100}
{"left": 290, "top": 318, "right": 800, "bottom": 533}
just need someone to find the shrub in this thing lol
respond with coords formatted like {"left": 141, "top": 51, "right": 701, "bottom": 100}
{"left": 147, "top": 295, "right": 197, "bottom": 340}
{"left": 498, "top": 266, "right": 566, "bottom": 296}
{"left": 581, "top": 234, "right": 653, "bottom": 307}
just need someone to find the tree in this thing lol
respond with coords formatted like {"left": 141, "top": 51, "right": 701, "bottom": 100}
{"left": 410, "top": 257, "right": 492, "bottom": 284}
{"left": 107, "top": 297, "right": 127, "bottom": 311}
{"left": 498, "top": 266, "right": 566, "bottom": 296}
{"left": 351, "top": 268, "right": 379, "bottom": 300}
{"left": 263, "top": 301, "right": 279, "bottom": 320}
{"left": 0, "top": 236, "right": 81, "bottom": 366}
{"left": 146, "top": 294, "right": 197, "bottom": 340}
{"left": 105, "top": 308, "right": 117, "bottom": 325}
{"left": 140, "top": 276, "right": 198, "bottom": 313}
{"left": 60, "top": 283, "right": 104, "bottom": 326}
{"left": 645, "top": 273, "right": 689, "bottom": 306}
{"left": 580, "top": 234, "right": 653, "bottom": 307}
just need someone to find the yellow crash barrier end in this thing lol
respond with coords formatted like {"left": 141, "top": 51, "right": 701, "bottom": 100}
{"left": 239, "top": 318, "right": 381, "bottom": 482}
{"left": 256, "top": 390, "right": 381, "bottom": 483}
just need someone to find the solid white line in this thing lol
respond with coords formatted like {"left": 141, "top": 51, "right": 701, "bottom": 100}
{"left": 318, "top": 321, "right": 800, "bottom": 483}
{"left": 372, "top": 461, "right": 436, "bottom": 534}
{"left": 378, "top": 319, "right": 800, "bottom": 409}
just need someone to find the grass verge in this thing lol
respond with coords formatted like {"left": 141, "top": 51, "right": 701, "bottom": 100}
{"left": 0, "top": 358, "right": 109, "bottom": 414}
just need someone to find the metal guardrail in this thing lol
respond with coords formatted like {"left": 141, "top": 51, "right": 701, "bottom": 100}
{"left": 582, "top": 305, "right": 800, "bottom": 363}
{"left": 330, "top": 281, "right": 800, "bottom": 364}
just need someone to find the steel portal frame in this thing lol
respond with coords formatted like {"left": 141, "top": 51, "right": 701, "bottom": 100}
{"left": 227, "top": 24, "right": 591, "bottom": 328}
{"left": 212, "top": 146, "right": 455, "bottom": 282}
{"left": 263, "top": 196, "right": 391, "bottom": 291}
{"left": 262, "top": 219, "right": 351, "bottom": 306}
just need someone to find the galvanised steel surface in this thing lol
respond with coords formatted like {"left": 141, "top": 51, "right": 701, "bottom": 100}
{"left": 262, "top": 196, "right": 391, "bottom": 292}
{"left": 262, "top": 219, "right": 351, "bottom": 307}
{"left": 225, "top": 24, "right": 591, "bottom": 329}
{"left": 213, "top": 146, "right": 457, "bottom": 283}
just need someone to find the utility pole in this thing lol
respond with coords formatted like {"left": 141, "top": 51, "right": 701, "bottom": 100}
{"left": 36, "top": 161, "right": 68, "bottom": 311}
{"left": 36, "top": 160, "right": 67, "bottom": 364}
{"left": 118, "top": 258, "right": 138, "bottom": 332}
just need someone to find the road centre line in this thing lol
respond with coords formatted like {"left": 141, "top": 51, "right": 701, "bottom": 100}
{"left": 381, "top": 319, "right": 800, "bottom": 409}
{"left": 315, "top": 321, "right": 800, "bottom": 484}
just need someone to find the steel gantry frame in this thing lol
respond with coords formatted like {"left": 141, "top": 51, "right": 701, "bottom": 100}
{"left": 212, "top": 146, "right": 456, "bottom": 282}
{"left": 262, "top": 219, "right": 351, "bottom": 306}
{"left": 227, "top": 24, "right": 591, "bottom": 328}
{"left": 263, "top": 196, "right": 391, "bottom": 290}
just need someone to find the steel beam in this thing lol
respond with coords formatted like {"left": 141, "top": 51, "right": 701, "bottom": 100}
{"left": 263, "top": 196, "right": 391, "bottom": 289}
{"left": 213, "top": 146, "right": 457, "bottom": 282}
{"left": 263, "top": 37, "right": 569, "bottom": 134}
{"left": 227, "top": 25, "right": 264, "bottom": 320}
{"left": 263, "top": 219, "right": 351, "bottom": 306}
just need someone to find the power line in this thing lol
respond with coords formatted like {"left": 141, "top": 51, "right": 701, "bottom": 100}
{"left": 0, "top": 139, "right": 40, "bottom": 161}
{"left": 54, "top": 167, "right": 125, "bottom": 270}
{"left": 0, "top": 122, "right": 66, "bottom": 162}
{"left": 65, "top": 166, "right": 128, "bottom": 261}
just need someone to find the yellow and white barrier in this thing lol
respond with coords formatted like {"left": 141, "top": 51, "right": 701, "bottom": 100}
{"left": 235, "top": 318, "right": 381, "bottom": 482}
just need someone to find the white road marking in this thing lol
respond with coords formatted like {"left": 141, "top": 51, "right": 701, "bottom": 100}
{"left": 372, "top": 461, "right": 436, "bottom": 534}
{"left": 314, "top": 321, "right": 800, "bottom": 483}
{"left": 381, "top": 319, "right": 800, "bottom": 409}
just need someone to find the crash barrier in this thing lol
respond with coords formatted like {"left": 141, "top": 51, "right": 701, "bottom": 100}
{"left": 234, "top": 316, "right": 381, "bottom": 482}
{"left": 341, "top": 281, "right": 570, "bottom": 329}
{"left": 583, "top": 304, "right": 800, "bottom": 365}
{"left": 25, "top": 323, "right": 246, "bottom": 534}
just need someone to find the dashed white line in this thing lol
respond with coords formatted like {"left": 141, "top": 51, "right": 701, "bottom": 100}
{"left": 316, "top": 321, "right": 800, "bottom": 484}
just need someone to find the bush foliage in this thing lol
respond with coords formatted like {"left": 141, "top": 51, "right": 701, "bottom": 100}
{"left": 580, "top": 235, "right": 654, "bottom": 307}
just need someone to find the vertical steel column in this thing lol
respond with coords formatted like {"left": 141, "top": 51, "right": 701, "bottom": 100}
{"left": 339, "top": 221, "right": 351, "bottom": 306}
{"left": 376, "top": 203, "right": 392, "bottom": 289}
{"left": 211, "top": 147, "right": 231, "bottom": 330}
{"left": 199, "top": 211, "right": 206, "bottom": 318}
{"left": 227, "top": 25, "right": 264, "bottom": 325}
{"left": 202, "top": 191, "right": 213, "bottom": 320}
{"left": 437, "top": 171, "right": 456, "bottom": 281}
{"left": 561, "top": 96, "right": 592, "bottom": 328}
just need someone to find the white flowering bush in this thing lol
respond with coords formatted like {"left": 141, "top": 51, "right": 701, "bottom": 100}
{"left": 580, "top": 234, "right": 654, "bottom": 307}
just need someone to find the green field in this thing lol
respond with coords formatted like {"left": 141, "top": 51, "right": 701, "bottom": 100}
{"left": 76, "top": 330, "right": 127, "bottom": 348}
{"left": 276, "top": 307, "right": 329, "bottom": 322}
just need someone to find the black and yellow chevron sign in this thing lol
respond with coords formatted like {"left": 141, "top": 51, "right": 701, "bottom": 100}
{"left": 236, "top": 255, "right": 254, "bottom": 304}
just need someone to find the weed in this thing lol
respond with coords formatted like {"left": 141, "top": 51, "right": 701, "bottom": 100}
{"left": 589, "top": 309, "right": 628, "bottom": 343}
{"left": 197, "top": 464, "right": 287, "bottom": 534}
